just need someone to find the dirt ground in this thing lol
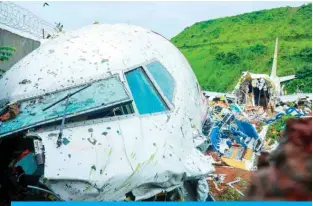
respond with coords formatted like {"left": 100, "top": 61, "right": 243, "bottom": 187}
{"left": 208, "top": 166, "right": 254, "bottom": 200}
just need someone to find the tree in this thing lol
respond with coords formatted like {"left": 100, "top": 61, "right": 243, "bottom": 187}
{"left": 225, "top": 52, "right": 241, "bottom": 64}
{"left": 298, "top": 47, "right": 312, "bottom": 62}
{"left": 249, "top": 43, "right": 266, "bottom": 54}
{"left": 216, "top": 52, "right": 225, "bottom": 61}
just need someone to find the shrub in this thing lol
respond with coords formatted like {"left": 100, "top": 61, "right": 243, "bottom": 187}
{"left": 298, "top": 47, "right": 312, "bottom": 62}
{"left": 219, "top": 187, "right": 242, "bottom": 201}
{"left": 210, "top": 27, "right": 221, "bottom": 39}
{"left": 215, "top": 52, "right": 241, "bottom": 64}
{"left": 216, "top": 52, "right": 225, "bottom": 61}
{"left": 249, "top": 44, "right": 266, "bottom": 54}
{"left": 224, "top": 52, "right": 241, "bottom": 64}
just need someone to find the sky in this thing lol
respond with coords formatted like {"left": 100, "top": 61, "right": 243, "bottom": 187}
{"left": 15, "top": 1, "right": 310, "bottom": 39}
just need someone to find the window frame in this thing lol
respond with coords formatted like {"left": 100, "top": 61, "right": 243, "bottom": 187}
{"left": 123, "top": 58, "right": 175, "bottom": 116}
{"left": 124, "top": 66, "right": 170, "bottom": 115}
{"left": 0, "top": 74, "right": 133, "bottom": 138}
{"left": 1, "top": 59, "right": 177, "bottom": 137}
{"left": 144, "top": 58, "right": 176, "bottom": 106}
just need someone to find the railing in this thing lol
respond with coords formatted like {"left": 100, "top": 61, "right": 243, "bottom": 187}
{"left": 0, "top": 1, "right": 56, "bottom": 39}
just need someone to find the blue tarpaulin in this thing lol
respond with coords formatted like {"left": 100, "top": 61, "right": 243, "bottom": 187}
{"left": 226, "top": 140, "right": 232, "bottom": 147}
{"left": 209, "top": 126, "right": 221, "bottom": 152}
{"left": 265, "top": 107, "right": 305, "bottom": 125}
{"left": 235, "top": 119, "right": 259, "bottom": 139}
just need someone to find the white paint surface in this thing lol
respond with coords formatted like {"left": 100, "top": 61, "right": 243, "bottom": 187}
{"left": 1, "top": 24, "right": 214, "bottom": 201}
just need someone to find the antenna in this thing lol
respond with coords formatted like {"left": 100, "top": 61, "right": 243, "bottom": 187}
{"left": 270, "top": 38, "right": 278, "bottom": 78}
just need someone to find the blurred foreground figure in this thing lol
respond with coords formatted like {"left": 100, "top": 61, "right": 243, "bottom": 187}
{"left": 245, "top": 118, "right": 312, "bottom": 201}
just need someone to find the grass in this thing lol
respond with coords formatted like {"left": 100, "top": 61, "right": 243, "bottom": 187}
{"left": 219, "top": 187, "right": 242, "bottom": 201}
{"left": 266, "top": 115, "right": 294, "bottom": 141}
{"left": 171, "top": 3, "right": 312, "bottom": 93}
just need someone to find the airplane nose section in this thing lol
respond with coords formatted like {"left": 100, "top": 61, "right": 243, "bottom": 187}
{"left": 29, "top": 113, "right": 214, "bottom": 201}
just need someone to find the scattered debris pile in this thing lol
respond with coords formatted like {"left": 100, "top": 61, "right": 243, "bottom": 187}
{"left": 0, "top": 103, "right": 20, "bottom": 122}
{"left": 207, "top": 166, "right": 253, "bottom": 201}
{"left": 201, "top": 93, "right": 312, "bottom": 200}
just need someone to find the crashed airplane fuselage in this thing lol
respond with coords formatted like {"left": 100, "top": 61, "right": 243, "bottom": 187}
{"left": 233, "top": 38, "right": 313, "bottom": 107}
{"left": 205, "top": 38, "right": 311, "bottom": 107}
{"left": 0, "top": 24, "right": 214, "bottom": 201}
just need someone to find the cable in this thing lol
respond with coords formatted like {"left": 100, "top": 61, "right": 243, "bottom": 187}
{"left": 27, "top": 185, "right": 63, "bottom": 201}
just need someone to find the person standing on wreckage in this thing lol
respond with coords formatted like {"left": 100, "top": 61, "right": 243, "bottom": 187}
{"left": 244, "top": 118, "right": 312, "bottom": 201}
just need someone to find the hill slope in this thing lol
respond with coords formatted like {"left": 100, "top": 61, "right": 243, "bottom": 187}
{"left": 171, "top": 4, "right": 312, "bottom": 93}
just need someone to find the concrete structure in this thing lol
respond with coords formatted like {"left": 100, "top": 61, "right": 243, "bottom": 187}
{"left": 0, "top": 28, "right": 40, "bottom": 73}
{"left": 0, "top": 1, "right": 56, "bottom": 75}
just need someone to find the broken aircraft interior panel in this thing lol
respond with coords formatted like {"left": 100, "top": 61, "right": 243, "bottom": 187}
{"left": 233, "top": 72, "right": 276, "bottom": 108}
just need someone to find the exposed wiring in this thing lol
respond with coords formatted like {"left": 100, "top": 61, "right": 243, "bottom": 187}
{"left": 27, "top": 185, "right": 63, "bottom": 201}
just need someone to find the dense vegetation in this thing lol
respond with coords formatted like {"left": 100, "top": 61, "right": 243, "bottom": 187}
{"left": 172, "top": 4, "right": 312, "bottom": 93}
{"left": 266, "top": 115, "right": 293, "bottom": 142}
{"left": 283, "top": 62, "right": 312, "bottom": 93}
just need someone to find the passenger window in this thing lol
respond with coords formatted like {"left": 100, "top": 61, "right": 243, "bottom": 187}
{"left": 146, "top": 61, "right": 175, "bottom": 103}
{"left": 125, "top": 67, "right": 168, "bottom": 115}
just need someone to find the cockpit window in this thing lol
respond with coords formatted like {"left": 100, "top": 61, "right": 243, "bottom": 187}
{"left": 0, "top": 76, "right": 131, "bottom": 137}
{"left": 125, "top": 67, "right": 168, "bottom": 115}
{"left": 146, "top": 61, "right": 175, "bottom": 103}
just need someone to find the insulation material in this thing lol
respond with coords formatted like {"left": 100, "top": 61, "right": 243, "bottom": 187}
{"left": 197, "top": 177, "right": 209, "bottom": 201}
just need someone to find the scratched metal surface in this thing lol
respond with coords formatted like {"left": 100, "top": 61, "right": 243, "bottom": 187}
{"left": 35, "top": 115, "right": 214, "bottom": 201}
{"left": 1, "top": 24, "right": 214, "bottom": 201}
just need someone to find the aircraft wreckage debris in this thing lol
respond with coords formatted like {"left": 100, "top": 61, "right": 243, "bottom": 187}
{"left": 62, "top": 138, "right": 70, "bottom": 145}
{"left": 200, "top": 89, "right": 312, "bottom": 200}
{"left": 0, "top": 24, "right": 311, "bottom": 203}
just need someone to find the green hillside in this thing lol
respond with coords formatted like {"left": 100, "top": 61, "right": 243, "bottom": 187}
{"left": 171, "top": 3, "right": 312, "bottom": 93}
